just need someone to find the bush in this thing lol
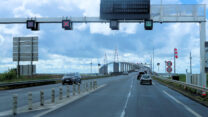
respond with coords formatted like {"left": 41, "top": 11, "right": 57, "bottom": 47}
{"left": 0, "top": 69, "right": 17, "bottom": 81}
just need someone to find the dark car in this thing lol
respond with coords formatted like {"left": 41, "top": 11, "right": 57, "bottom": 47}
{"left": 137, "top": 72, "right": 145, "bottom": 80}
{"left": 74, "top": 73, "right": 82, "bottom": 84}
{"left": 140, "top": 74, "right": 152, "bottom": 85}
{"left": 62, "top": 73, "right": 82, "bottom": 85}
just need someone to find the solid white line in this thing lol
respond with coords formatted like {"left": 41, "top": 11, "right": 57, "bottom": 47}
{"left": 163, "top": 90, "right": 202, "bottom": 117}
{"left": 120, "top": 79, "right": 133, "bottom": 117}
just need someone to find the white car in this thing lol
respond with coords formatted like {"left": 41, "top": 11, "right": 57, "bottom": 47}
{"left": 140, "top": 74, "right": 152, "bottom": 85}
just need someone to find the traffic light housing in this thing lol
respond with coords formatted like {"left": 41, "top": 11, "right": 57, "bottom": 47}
{"left": 110, "top": 20, "right": 119, "bottom": 30}
{"left": 26, "top": 20, "right": 39, "bottom": 31}
{"left": 62, "top": 20, "right": 73, "bottom": 30}
{"left": 144, "top": 19, "right": 153, "bottom": 30}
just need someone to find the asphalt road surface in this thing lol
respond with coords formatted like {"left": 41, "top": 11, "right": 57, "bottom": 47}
{"left": 1, "top": 73, "right": 208, "bottom": 117}
{"left": 0, "top": 75, "right": 126, "bottom": 113}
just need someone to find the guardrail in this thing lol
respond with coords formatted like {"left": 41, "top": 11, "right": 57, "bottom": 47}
{"left": 0, "top": 78, "right": 61, "bottom": 88}
{"left": 155, "top": 76, "right": 208, "bottom": 92}
{"left": 0, "top": 75, "right": 113, "bottom": 89}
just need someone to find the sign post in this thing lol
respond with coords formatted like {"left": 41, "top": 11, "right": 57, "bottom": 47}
{"left": 13, "top": 37, "right": 38, "bottom": 77}
{"left": 166, "top": 61, "right": 173, "bottom": 78}
{"left": 174, "top": 48, "right": 178, "bottom": 74}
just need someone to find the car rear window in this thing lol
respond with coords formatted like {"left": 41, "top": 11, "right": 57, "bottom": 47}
{"left": 143, "top": 75, "right": 150, "bottom": 79}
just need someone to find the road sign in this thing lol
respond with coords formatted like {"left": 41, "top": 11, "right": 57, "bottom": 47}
{"left": 13, "top": 37, "right": 38, "bottom": 61}
{"left": 100, "top": 0, "right": 150, "bottom": 20}
{"left": 166, "top": 61, "right": 172, "bottom": 66}
{"left": 19, "top": 65, "right": 36, "bottom": 76}
{"left": 167, "top": 67, "right": 172, "bottom": 73}
{"left": 62, "top": 20, "right": 73, "bottom": 30}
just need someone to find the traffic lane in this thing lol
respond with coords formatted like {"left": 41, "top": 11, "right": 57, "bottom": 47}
{"left": 42, "top": 75, "right": 134, "bottom": 117}
{"left": 125, "top": 79, "right": 207, "bottom": 117}
{"left": 153, "top": 81, "right": 208, "bottom": 117}
{"left": 0, "top": 75, "right": 128, "bottom": 112}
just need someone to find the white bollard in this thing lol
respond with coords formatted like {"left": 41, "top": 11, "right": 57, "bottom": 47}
{"left": 90, "top": 81, "right": 93, "bottom": 90}
{"left": 67, "top": 86, "right": 70, "bottom": 98}
{"left": 13, "top": 94, "right": 18, "bottom": 115}
{"left": 95, "top": 81, "right": 97, "bottom": 88}
{"left": 28, "top": 92, "right": 32, "bottom": 110}
{"left": 93, "top": 81, "right": 96, "bottom": 89}
{"left": 51, "top": 88, "right": 55, "bottom": 103}
{"left": 73, "top": 84, "right": 76, "bottom": 96}
{"left": 86, "top": 82, "right": 88, "bottom": 92}
{"left": 78, "top": 84, "right": 81, "bottom": 94}
{"left": 59, "top": 87, "right": 63, "bottom": 100}
{"left": 40, "top": 91, "right": 44, "bottom": 106}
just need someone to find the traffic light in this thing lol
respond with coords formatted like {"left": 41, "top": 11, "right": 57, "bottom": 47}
{"left": 144, "top": 19, "right": 153, "bottom": 30}
{"left": 26, "top": 20, "right": 39, "bottom": 31}
{"left": 110, "top": 20, "right": 119, "bottom": 30}
{"left": 174, "top": 48, "right": 178, "bottom": 59}
{"left": 62, "top": 20, "right": 73, "bottom": 30}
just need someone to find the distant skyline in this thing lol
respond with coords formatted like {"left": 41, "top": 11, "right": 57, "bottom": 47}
{"left": 0, "top": 0, "right": 207, "bottom": 73}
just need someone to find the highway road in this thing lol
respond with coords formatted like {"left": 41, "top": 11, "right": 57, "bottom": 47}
{"left": 0, "top": 75, "right": 127, "bottom": 115}
{"left": 1, "top": 72, "right": 208, "bottom": 117}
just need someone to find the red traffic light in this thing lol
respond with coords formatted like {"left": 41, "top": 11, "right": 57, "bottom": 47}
{"left": 174, "top": 51, "right": 178, "bottom": 55}
{"left": 62, "top": 20, "right": 73, "bottom": 30}
{"left": 175, "top": 55, "right": 178, "bottom": 59}
{"left": 174, "top": 48, "right": 178, "bottom": 51}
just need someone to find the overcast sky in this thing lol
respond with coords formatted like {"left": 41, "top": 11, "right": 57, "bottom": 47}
{"left": 0, "top": 0, "right": 207, "bottom": 74}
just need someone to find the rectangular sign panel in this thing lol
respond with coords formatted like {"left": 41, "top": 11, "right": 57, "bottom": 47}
{"left": 100, "top": 0, "right": 150, "bottom": 20}
{"left": 20, "top": 65, "right": 36, "bottom": 76}
{"left": 13, "top": 37, "right": 38, "bottom": 61}
{"left": 13, "top": 46, "right": 38, "bottom": 53}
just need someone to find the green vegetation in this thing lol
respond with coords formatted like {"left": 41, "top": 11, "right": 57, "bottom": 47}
{"left": 0, "top": 69, "right": 17, "bottom": 82}
{"left": 0, "top": 69, "right": 62, "bottom": 83}
{"left": 178, "top": 74, "right": 186, "bottom": 82}
{"left": 177, "top": 74, "right": 208, "bottom": 86}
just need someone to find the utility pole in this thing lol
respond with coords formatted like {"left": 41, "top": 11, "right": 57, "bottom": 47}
{"left": 151, "top": 57, "right": 152, "bottom": 72}
{"left": 174, "top": 53, "right": 176, "bottom": 74}
{"left": 153, "top": 48, "right": 155, "bottom": 73}
{"left": 90, "top": 60, "right": 92, "bottom": 74}
{"left": 97, "top": 58, "right": 100, "bottom": 74}
{"left": 164, "top": 61, "right": 166, "bottom": 73}
{"left": 190, "top": 52, "right": 192, "bottom": 74}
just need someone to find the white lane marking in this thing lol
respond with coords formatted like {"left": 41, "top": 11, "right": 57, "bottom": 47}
{"left": 152, "top": 82, "right": 155, "bottom": 85}
{"left": 163, "top": 90, "right": 202, "bottom": 117}
{"left": 120, "top": 79, "right": 133, "bottom": 117}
